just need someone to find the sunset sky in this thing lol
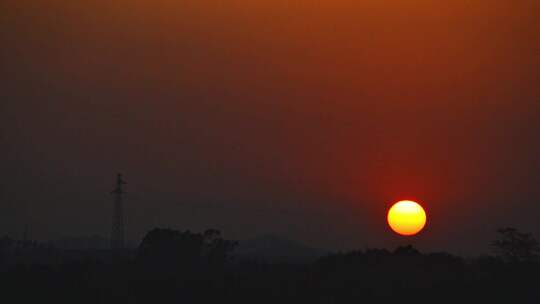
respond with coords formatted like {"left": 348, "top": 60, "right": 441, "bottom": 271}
{"left": 1, "top": 0, "right": 539, "bottom": 254}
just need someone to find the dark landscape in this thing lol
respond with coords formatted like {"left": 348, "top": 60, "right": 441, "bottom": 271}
{"left": 1, "top": 227, "right": 539, "bottom": 303}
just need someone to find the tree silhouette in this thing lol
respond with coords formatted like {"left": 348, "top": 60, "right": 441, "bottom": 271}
{"left": 394, "top": 244, "right": 421, "bottom": 256}
{"left": 492, "top": 227, "right": 540, "bottom": 262}
{"left": 137, "top": 228, "right": 237, "bottom": 275}
{"left": 202, "top": 229, "right": 238, "bottom": 266}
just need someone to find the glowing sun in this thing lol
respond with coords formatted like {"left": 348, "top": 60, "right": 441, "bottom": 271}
{"left": 387, "top": 200, "right": 427, "bottom": 236}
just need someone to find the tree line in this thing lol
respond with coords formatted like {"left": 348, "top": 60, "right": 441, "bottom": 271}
{"left": 0, "top": 227, "right": 539, "bottom": 303}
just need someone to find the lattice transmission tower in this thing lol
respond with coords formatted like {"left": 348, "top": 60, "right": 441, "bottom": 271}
{"left": 110, "top": 173, "right": 127, "bottom": 250}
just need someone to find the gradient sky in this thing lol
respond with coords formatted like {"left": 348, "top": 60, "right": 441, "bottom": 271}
{"left": 1, "top": 0, "right": 539, "bottom": 254}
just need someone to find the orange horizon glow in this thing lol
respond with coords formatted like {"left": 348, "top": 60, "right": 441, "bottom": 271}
{"left": 387, "top": 200, "right": 427, "bottom": 236}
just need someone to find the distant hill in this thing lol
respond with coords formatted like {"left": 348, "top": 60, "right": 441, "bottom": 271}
{"left": 51, "top": 235, "right": 110, "bottom": 250}
{"left": 51, "top": 235, "right": 139, "bottom": 250}
{"left": 234, "top": 235, "right": 327, "bottom": 263}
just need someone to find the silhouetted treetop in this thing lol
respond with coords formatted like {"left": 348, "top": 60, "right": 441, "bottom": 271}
{"left": 137, "top": 228, "right": 237, "bottom": 273}
{"left": 492, "top": 227, "right": 540, "bottom": 262}
{"left": 394, "top": 245, "right": 421, "bottom": 256}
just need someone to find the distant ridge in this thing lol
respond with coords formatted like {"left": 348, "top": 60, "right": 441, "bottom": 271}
{"left": 234, "top": 235, "right": 327, "bottom": 262}
{"left": 52, "top": 235, "right": 109, "bottom": 250}
{"left": 51, "top": 235, "right": 137, "bottom": 250}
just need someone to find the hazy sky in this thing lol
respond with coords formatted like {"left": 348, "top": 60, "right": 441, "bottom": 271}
{"left": 1, "top": 0, "right": 539, "bottom": 254}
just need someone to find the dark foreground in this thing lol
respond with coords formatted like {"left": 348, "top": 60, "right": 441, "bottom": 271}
{"left": 2, "top": 228, "right": 539, "bottom": 304}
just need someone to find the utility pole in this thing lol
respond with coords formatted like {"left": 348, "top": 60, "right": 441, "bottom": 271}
{"left": 110, "top": 173, "right": 126, "bottom": 250}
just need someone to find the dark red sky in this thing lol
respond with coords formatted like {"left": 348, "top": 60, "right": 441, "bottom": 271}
{"left": 1, "top": 0, "right": 539, "bottom": 254}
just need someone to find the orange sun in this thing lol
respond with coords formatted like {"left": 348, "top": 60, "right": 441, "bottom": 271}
{"left": 387, "top": 200, "right": 427, "bottom": 236}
